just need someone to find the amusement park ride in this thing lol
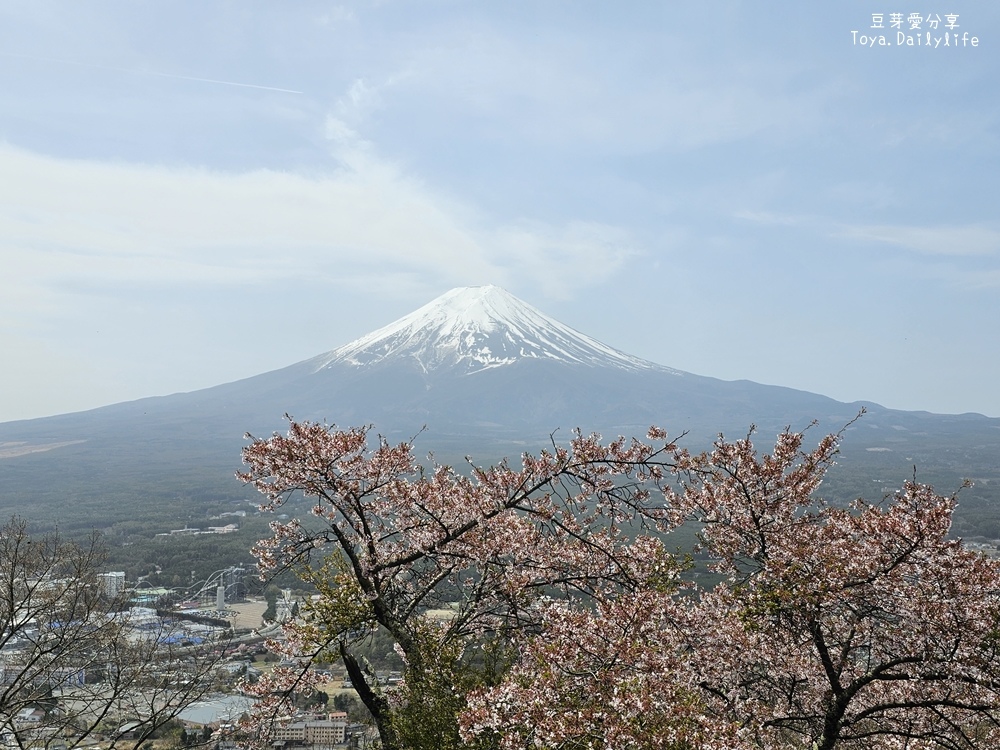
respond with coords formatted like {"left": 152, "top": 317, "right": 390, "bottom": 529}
{"left": 177, "top": 566, "right": 248, "bottom": 613}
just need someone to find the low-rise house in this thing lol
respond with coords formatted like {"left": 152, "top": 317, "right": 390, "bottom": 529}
{"left": 14, "top": 708, "right": 44, "bottom": 725}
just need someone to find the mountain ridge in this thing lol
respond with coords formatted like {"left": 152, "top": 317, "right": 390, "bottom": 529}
{"left": 0, "top": 286, "right": 998, "bottom": 531}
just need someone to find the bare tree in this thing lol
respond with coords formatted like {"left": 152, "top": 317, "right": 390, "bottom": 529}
{"left": 0, "top": 516, "right": 231, "bottom": 750}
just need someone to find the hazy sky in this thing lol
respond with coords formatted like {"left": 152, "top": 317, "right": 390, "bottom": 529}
{"left": 1, "top": 2, "right": 998, "bottom": 422}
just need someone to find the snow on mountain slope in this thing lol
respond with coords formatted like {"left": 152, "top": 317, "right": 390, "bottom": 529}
{"left": 312, "top": 285, "right": 682, "bottom": 376}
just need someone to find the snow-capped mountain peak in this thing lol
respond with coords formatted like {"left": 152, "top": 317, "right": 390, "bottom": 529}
{"left": 312, "top": 285, "right": 679, "bottom": 375}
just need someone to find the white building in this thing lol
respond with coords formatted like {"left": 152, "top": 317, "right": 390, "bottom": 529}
{"left": 99, "top": 571, "right": 126, "bottom": 597}
{"left": 274, "top": 713, "right": 348, "bottom": 748}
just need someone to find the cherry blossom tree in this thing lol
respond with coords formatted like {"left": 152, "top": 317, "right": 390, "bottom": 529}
{"left": 464, "top": 427, "right": 1000, "bottom": 750}
{"left": 677, "top": 429, "right": 1000, "bottom": 750}
{"left": 238, "top": 420, "right": 681, "bottom": 750}
{"left": 242, "top": 419, "right": 1000, "bottom": 750}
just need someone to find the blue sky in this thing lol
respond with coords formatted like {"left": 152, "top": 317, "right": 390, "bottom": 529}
{"left": 1, "top": 2, "right": 998, "bottom": 422}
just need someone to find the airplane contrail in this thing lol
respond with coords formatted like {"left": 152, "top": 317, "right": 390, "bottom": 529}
{"left": 2, "top": 52, "right": 303, "bottom": 94}
{"left": 137, "top": 69, "right": 303, "bottom": 94}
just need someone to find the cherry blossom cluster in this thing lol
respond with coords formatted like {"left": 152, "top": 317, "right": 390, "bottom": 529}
{"left": 463, "top": 425, "right": 1000, "bottom": 750}
{"left": 241, "top": 418, "right": 1000, "bottom": 750}
{"left": 239, "top": 419, "right": 684, "bottom": 749}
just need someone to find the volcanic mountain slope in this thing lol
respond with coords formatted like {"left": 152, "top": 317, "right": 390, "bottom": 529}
{"left": 311, "top": 285, "right": 672, "bottom": 374}
{"left": 0, "top": 285, "right": 998, "bottom": 525}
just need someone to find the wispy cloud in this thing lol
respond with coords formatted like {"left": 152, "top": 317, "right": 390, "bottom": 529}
{"left": 494, "top": 221, "right": 639, "bottom": 299}
{"left": 734, "top": 210, "right": 804, "bottom": 227}
{"left": 391, "top": 27, "right": 843, "bottom": 156}
{"left": 0, "top": 52, "right": 304, "bottom": 94}
{"left": 0, "top": 142, "right": 638, "bottom": 316}
{"left": 839, "top": 224, "right": 1000, "bottom": 256}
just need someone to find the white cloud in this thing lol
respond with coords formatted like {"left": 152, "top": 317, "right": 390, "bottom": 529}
{"left": 840, "top": 224, "right": 1000, "bottom": 256}
{"left": 0, "top": 142, "right": 638, "bottom": 320}
{"left": 734, "top": 210, "right": 803, "bottom": 227}
{"left": 496, "top": 222, "right": 640, "bottom": 299}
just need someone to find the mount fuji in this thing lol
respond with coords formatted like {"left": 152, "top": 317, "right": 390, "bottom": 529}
{"left": 225, "top": 284, "right": 855, "bottom": 437}
{"left": 1, "top": 285, "right": 998, "bottom": 525}
{"left": 311, "top": 285, "right": 670, "bottom": 375}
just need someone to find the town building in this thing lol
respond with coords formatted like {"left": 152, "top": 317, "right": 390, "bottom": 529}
{"left": 274, "top": 713, "right": 349, "bottom": 749}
